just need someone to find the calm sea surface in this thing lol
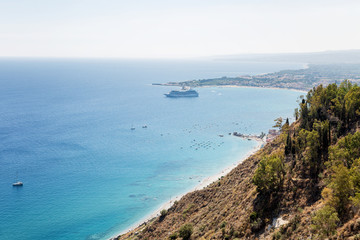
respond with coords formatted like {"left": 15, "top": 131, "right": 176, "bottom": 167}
{"left": 0, "top": 59, "right": 303, "bottom": 239}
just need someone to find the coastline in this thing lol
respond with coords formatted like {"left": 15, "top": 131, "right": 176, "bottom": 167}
{"left": 204, "top": 84, "right": 308, "bottom": 93}
{"left": 155, "top": 83, "right": 308, "bottom": 94}
{"left": 110, "top": 137, "right": 265, "bottom": 240}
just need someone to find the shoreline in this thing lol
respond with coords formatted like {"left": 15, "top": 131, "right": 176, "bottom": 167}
{"left": 205, "top": 84, "right": 308, "bottom": 93}
{"left": 154, "top": 83, "right": 308, "bottom": 94}
{"left": 110, "top": 137, "right": 265, "bottom": 240}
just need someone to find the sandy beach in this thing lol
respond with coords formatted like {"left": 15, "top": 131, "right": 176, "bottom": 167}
{"left": 110, "top": 137, "right": 265, "bottom": 240}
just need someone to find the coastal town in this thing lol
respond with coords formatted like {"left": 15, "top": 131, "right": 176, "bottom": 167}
{"left": 153, "top": 64, "right": 360, "bottom": 91}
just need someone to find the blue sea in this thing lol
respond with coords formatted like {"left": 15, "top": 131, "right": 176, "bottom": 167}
{"left": 0, "top": 59, "right": 304, "bottom": 240}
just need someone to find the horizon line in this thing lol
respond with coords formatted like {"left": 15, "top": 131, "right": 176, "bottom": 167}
{"left": 1, "top": 49, "right": 360, "bottom": 60}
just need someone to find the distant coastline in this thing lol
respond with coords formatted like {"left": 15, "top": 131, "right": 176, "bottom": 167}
{"left": 153, "top": 63, "right": 360, "bottom": 91}
{"left": 155, "top": 83, "right": 307, "bottom": 94}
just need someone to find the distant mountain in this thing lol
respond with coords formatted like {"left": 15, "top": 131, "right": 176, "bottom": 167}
{"left": 216, "top": 49, "right": 360, "bottom": 64}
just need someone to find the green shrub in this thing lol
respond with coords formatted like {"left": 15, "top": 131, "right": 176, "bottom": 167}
{"left": 220, "top": 221, "right": 226, "bottom": 228}
{"left": 179, "top": 223, "right": 193, "bottom": 240}
{"left": 249, "top": 211, "right": 258, "bottom": 222}
{"left": 159, "top": 209, "right": 168, "bottom": 222}
{"left": 233, "top": 231, "right": 240, "bottom": 237}
{"left": 311, "top": 205, "right": 339, "bottom": 238}
{"left": 160, "top": 209, "right": 167, "bottom": 218}
{"left": 169, "top": 232, "right": 178, "bottom": 240}
{"left": 250, "top": 218, "right": 263, "bottom": 232}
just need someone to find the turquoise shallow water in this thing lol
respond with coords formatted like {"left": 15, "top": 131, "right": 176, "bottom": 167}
{"left": 0, "top": 59, "right": 303, "bottom": 239}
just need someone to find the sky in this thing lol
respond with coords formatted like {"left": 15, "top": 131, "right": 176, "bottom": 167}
{"left": 1, "top": 0, "right": 360, "bottom": 58}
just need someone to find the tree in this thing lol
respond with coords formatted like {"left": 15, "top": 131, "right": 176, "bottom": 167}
{"left": 294, "top": 108, "right": 299, "bottom": 121}
{"left": 282, "top": 118, "right": 290, "bottom": 133}
{"left": 253, "top": 154, "right": 285, "bottom": 194}
{"left": 285, "top": 118, "right": 289, "bottom": 125}
{"left": 350, "top": 158, "right": 360, "bottom": 193}
{"left": 300, "top": 99, "right": 309, "bottom": 129}
{"left": 311, "top": 205, "right": 339, "bottom": 239}
{"left": 329, "top": 132, "right": 360, "bottom": 168}
{"left": 273, "top": 117, "right": 283, "bottom": 130}
{"left": 350, "top": 193, "right": 360, "bottom": 214}
{"left": 285, "top": 133, "right": 292, "bottom": 155}
{"left": 328, "top": 165, "right": 353, "bottom": 217}
{"left": 179, "top": 223, "right": 193, "bottom": 240}
{"left": 344, "top": 86, "right": 360, "bottom": 122}
{"left": 298, "top": 129, "right": 321, "bottom": 177}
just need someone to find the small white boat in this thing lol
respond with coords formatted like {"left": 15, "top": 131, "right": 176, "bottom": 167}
{"left": 12, "top": 181, "right": 23, "bottom": 187}
{"left": 13, "top": 171, "right": 23, "bottom": 186}
{"left": 142, "top": 125, "right": 147, "bottom": 128}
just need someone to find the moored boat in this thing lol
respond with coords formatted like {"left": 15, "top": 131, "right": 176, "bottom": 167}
{"left": 12, "top": 181, "right": 23, "bottom": 187}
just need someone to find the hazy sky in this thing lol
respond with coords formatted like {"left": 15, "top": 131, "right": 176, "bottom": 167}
{"left": 1, "top": 0, "right": 359, "bottom": 58}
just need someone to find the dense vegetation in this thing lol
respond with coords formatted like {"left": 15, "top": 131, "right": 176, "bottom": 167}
{"left": 292, "top": 80, "right": 360, "bottom": 216}
{"left": 252, "top": 80, "right": 360, "bottom": 239}
{"left": 118, "top": 80, "right": 360, "bottom": 240}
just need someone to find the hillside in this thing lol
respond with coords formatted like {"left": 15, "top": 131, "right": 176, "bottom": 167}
{"left": 117, "top": 80, "right": 360, "bottom": 240}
